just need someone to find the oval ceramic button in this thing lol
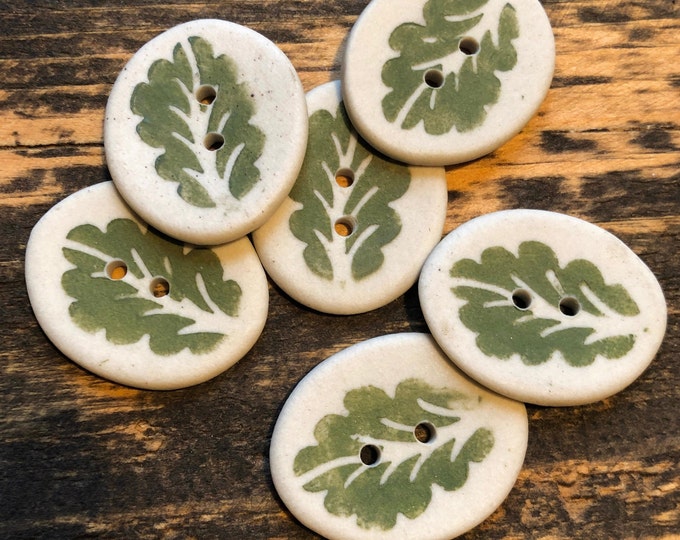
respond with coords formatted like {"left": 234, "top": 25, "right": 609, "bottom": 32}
{"left": 25, "top": 182, "right": 269, "bottom": 390}
{"left": 252, "top": 81, "right": 447, "bottom": 314}
{"left": 342, "top": 0, "right": 555, "bottom": 166}
{"left": 419, "top": 210, "right": 667, "bottom": 406}
{"left": 105, "top": 19, "right": 308, "bottom": 245}
{"left": 270, "top": 333, "right": 528, "bottom": 540}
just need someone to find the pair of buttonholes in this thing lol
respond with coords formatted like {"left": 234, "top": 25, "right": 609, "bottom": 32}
{"left": 334, "top": 168, "right": 356, "bottom": 238}
{"left": 105, "top": 261, "right": 170, "bottom": 298}
{"left": 511, "top": 288, "right": 582, "bottom": 317}
{"left": 195, "top": 84, "right": 226, "bottom": 152}
{"left": 423, "top": 36, "right": 480, "bottom": 89}
{"left": 359, "top": 422, "right": 436, "bottom": 467}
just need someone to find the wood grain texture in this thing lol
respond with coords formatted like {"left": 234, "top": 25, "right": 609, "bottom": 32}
{"left": 1, "top": 0, "right": 678, "bottom": 538}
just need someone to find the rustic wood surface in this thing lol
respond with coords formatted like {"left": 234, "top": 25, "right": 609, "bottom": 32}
{"left": 1, "top": 1, "right": 679, "bottom": 538}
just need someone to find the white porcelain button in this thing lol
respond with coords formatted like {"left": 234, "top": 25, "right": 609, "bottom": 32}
{"left": 342, "top": 0, "right": 555, "bottom": 166}
{"left": 252, "top": 81, "right": 447, "bottom": 314}
{"left": 270, "top": 333, "right": 528, "bottom": 539}
{"left": 419, "top": 210, "right": 667, "bottom": 406}
{"left": 25, "top": 182, "right": 269, "bottom": 390}
{"left": 105, "top": 19, "right": 308, "bottom": 245}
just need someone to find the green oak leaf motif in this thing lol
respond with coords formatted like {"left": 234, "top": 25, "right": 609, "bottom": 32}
{"left": 450, "top": 241, "right": 641, "bottom": 366}
{"left": 61, "top": 218, "right": 242, "bottom": 356}
{"left": 131, "top": 36, "right": 265, "bottom": 208}
{"left": 288, "top": 101, "right": 410, "bottom": 281}
{"left": 293, "top": 379, "right": 494, "bottom": 530}
{"left": 382, "top": 0, "right": 519, "bottom": 134}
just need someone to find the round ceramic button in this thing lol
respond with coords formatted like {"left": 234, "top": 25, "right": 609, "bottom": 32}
{"left": 270, "top": 333, "right": 528, "bottom": 540}
{"left": 342, "top": 0, "right": 555, "bottom": 166}
{"left": 105, "top": 19, "right": 308, "bottom": 245}
{"left": 252, "top": 81, "right": 447, "bottom": 314}
{"left": 25, "top": 182, "right": 269, "bottom": 390}
{"left": 419, "top": 210, "right": 667, "bottom": 406}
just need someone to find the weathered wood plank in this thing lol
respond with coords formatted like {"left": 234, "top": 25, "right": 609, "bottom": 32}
{"left": 1, "top": 0, "right": 678, "bottom": 538}
{"left": 3, "top": 82, "right": 677, "bottom": 148}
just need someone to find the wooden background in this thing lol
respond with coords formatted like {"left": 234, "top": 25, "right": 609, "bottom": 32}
{"left": 1, "top": 1, "right": 679, "bottom": 538}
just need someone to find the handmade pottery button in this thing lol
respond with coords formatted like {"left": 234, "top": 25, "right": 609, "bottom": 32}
{"left": 342, "top": 0, "right": 555, "bottom": 166}
{"left": 25, "top": 182, "right": 268, "bottom": 390}
{"left": 105, "top": 19, "right": 308, "bottom": 245}
{"left": 252, "top": 81, "right": 447, "bottom": 315}
{"left": 419, "top": 210, "right": 667, "bottom": 406}
{"left": 270, "top": 333, "right": 528, "bottom": 539}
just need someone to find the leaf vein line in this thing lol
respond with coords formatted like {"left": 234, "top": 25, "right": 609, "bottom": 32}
{"left": 130, "top": 248, "right": 153, "bottom": 280}
{"left": 545, "top": 269, "right": 566, "bottom": 297}
{"left": 313, "top": 227, "right": 333, "bottom": 252}
{"left": 380, "top": 418, "right": 415, "bottom": 432}
{"left": 216, "top": 107, "right": 230, "bottom": 133}
{"left": 417, "top": 398, "right": 464, "bottom": 418}
{"left": 168, "top": 103, "right": 193, "bottom": 132}
{"left": 195, "top": 273, "right": 216, "bottom": 315}
{"left": 295, "top": 456, "right": 362, "bottom": 487}
{"left": 221, "top": 141, "right": 246, "bottom": 186}
{"left": 393, "top": 81, "right": 429, "bottom": 128}
{"left": 347, "top": 224, "right": 379, "bottom": 260}
{"left": 451, "top": 277, "right": 510, "bottom": 298}
{"left": 580, "top": 283, "right": 623, "bottom": 321}
{"left": 313, "top": 187, "right": 333, "bottom": 215}
{"left": 348, "top": 185, "right": 379, "bottom": 218}
{"left": 330, "top": 132, "right": 346, "bottom": 166}
{"left": 351, "top": 152, "right": 373, "bottom": 187}
{"left": 62, "top": 239, "right": 126, "bottom": 272}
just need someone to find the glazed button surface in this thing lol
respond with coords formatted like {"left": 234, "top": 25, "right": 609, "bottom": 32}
{"left": 419, "top": 210, "right": 667, "bottom": 406}
{"left": 25, "top": 182, "right": 268, "bottom": 390}
{"left": 342, "top": 0, "right": 554, "bottom": 166}
{"left": 105, "top": 19, "right": 308, "bottom": 246}
{"left": 270, "top": 333, "right": 528, "bottom": 540}
{"left": 252, "top": 81, "right": 447, "bottom": 315}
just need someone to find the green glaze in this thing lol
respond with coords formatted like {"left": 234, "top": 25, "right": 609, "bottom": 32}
{"left": 293, "top": 379, "right": 494, "bottom": 530}
{"left": 131, "top": 36, "right": 265, "bottom": 207}
{"left": 62, "top": 218, "right": 241, "bottom": 356}
{"left": 288, "top": 102, "right": 410, "bottom": 280}
{"left": 450, "top": 241, "right": 641, "bottom": 366}
{"left": 382, "top": 0, "right": 519, "bottom": 134}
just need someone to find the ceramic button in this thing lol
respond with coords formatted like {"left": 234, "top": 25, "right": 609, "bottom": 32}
{"left": 419, "top": 210, "right": 667, "bottom": 406}
{"left": 270, "top": 333, "right": 527, "bottom": 540}
{"left": 105, "top": 19, "right": 308, "bottom": 246}
{"left": 25, "top": 182, "right": 269, "bottom": 390}
{"left": 341, "top": 0, "right": 554, "bottom": 166}
{"left": 252, "top": 81, "right": 447, "bottom": 315}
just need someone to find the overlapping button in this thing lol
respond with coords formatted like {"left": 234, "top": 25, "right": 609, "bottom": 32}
{"left": 419, "top": 210, "right": 667, "bottom": 406}
{"left": 105, "top": 19, "right": 308, "bottom": 246}
{"left": 253, "top": 81, "right": 447, "bottom": 314}
{"left": 25, "top": 182, "right": 269, "bottom": 390}
{"left": 270, "top": 333, "right": 528, "bottom": 539}
{"left": 342, "top": 0, "right": 555, "bottom": 166}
